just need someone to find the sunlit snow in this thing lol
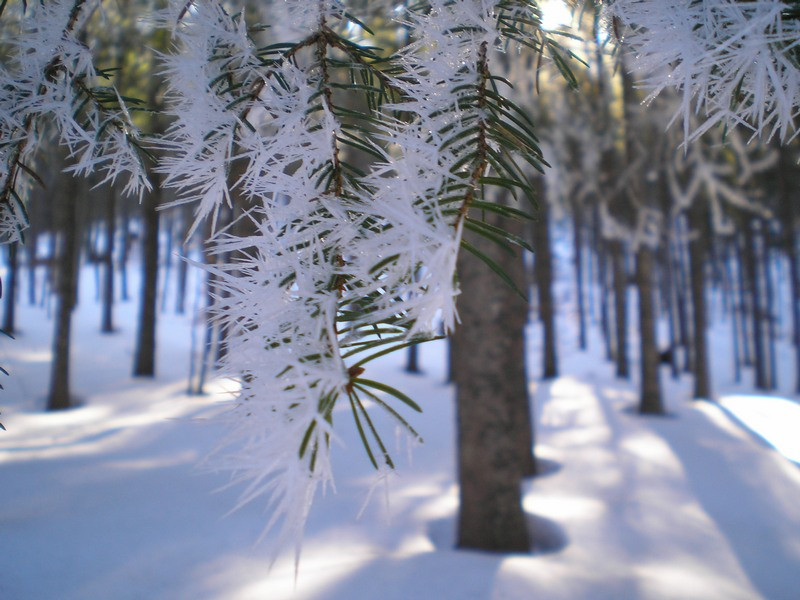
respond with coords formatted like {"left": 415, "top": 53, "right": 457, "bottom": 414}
{"left": 718, "top": 395, "right": 800, "bottom": 464}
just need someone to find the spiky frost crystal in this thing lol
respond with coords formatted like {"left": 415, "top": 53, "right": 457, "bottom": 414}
{"left": 0, "top": 0, "right": 150, "bottom": 242}
{"left": 606, "top": 0, "right": 800, "bottom": 142}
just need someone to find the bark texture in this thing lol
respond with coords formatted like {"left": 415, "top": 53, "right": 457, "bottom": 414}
{"left": 2, "top": 242, "right": 18, "bottom": 334}
{"left": 100, "top": 187, "right": 115, "bottom": 333}
{"left": 533, "top": 198, "right": 558, "bottom": 379}
{"left": 610, "top": 239, "right": 629, "bottom": 379}
{"left": 132, "top": 176, "right": 160, "bottom": 377}
{"left": 687, "top": 206, "right": 711, "bottom": 400}
{"left": 47, "top": 176, "right": 80, "bottom": 411}
{"left": 636, "top": 246, "right": 663, "bottom": 414}
{"left": 451, "top": 204, "right": 533, "bottom": 553}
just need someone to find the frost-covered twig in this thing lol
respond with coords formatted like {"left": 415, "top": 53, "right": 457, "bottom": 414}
{"left": 0, "top": 0, "right": 150, "bottom": 242}
{"left": 605, "top": 0, "right": 800, "bottom": 143}
{"left": 668, "top": 126, "right": 775, "bottom": 234}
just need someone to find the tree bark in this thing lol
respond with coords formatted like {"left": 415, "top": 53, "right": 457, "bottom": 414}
{"left": 119, "top": 197, "right": 131, "bottom": 302}
{"left": 674, "top": 218, "right": 693, "bottom": 373}
{"left": 763, "top": 227, "right": 777, "bottom": 389}
{"left": 597, "top": 233, "right": 614, "bottom": 361}
{"left": 636, "top": 246, "right": 663, "bottom": 413}
{"left": 610, "top": 239, "right": 629, "bottom": 378}
{"left": 660, "top": 241, "right": 680, "bottom": 379}
{"left": 735, "top": 231, "right": 753, "bottom": 367}
{"left": 405, "top": 344, "right": 420, "bottom": 374}
{"left": 100, "top": 186, "right": 115, "bottom": 333}
{"left": 743, "top": 219, "right": 768, "bottom": 390}
{"left": 451, "top": 202, "right": 533, "bottom": 553}
{"left": 47, "top": 176, "right": 80, "bottom": 411}
{"left": 132, "top": 176, "right": 160, "bottom": 377}
{"left": 726, "top": 240, "right": 743, "bottom": 384}
{"left": 175, "top": 205, "right": 192, "bottom": 315}
{"left": 687, "top": 206, "right": 711, "bottom": 400}
{"left": 26, "top": 225, "right": 38, "bottom": 306}
{"left": 572, "top": 201, "right": 587, "bottom": 350}
{"left": 2, "top": 242, "right": 19, "bottom": 335}
{"left": 534, "top": 197, "right": 558, "bottom": 378}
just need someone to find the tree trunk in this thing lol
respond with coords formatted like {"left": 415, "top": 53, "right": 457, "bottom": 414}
{"left": 687, "top": 205, "right": 711, "bottom": 400}
{"left": 100, "top": 187, "right": 115, "bottom": 333}
{"left": 534, "top": 197, "right": 558, "bottom": 378}
{"left": 636, "top": 246, "right": 663, "bottom": 413}
{"left": 47, "top": 176, "right": 80, "bottom": 411}
{"left": 160, "top": 216, "right": 174, "bottom": 313}
{"left": 674, "top": 219, "right": 693, "bottom": 373}
{"left": 661, "top": 242, "right": 680, "bottom": 379}
{"left": 132, "top": 176, "right": 160, "bottom": 377}
{"left": 610, "top": 239, "right": 629, "bottom": 378}
{"left": 2, "top": 242, "right": 19, "bottom": 335}
{"left": 785, "top": 198, "right": 800, "bottom": 394}
{"left": 763, "top": 229, "right": 777, "bottom": 389}
{"left": 451, "top": 202, "right": 533, "bottom": 553}
{"left": 572, "top": 203, "right": 587, "bottom": 350}
{"left": 726, "top": 240, "right": 743, "bottom": 384}
{"left": 405, "top": 345, "right": 420, "bottom": 374}
{"left": 597, "top": 235, "right": 614, "bottom": 361}
{"left": 25, "top": 210, "right": 40, "bottom": 306}
{"left": 119, "top": 197, "right": 131, "bottom": 302}
{"left": 743, "top": 219, "right": 768, "bottom": 390}
{"left": 175, "top": 206, "right": 192, "bottom": 315}
{"left": 735, "top": 231, "right": 753, "bottom": 367}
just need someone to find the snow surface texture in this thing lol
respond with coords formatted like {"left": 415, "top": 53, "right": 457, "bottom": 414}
{"left": 1, "top": 252, "right": 799, "bottom": 599}
{"left": 605, "top": 0, "right": 800, "bottom": 143}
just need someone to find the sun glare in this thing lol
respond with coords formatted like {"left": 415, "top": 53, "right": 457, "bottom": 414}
{"left": 540, "top": 0, "right": 572, "bottom": 31}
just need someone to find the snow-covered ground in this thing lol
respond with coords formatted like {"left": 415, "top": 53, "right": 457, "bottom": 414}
{"left": 1, "top": 260, "right": 800, "bottom": 599}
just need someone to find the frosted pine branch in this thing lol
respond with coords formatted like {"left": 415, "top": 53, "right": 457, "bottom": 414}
{"left": 157, "top": 0, "right": 548, "bottom": 561}
{"left": 0, "top": 0, "right": 150, "bottom": 242}
{"left": 605, "top": 0, "right": 800, "bottom": 143}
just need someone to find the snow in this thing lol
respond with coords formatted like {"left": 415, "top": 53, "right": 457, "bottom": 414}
{"left": 1, "top": 256, "right": 800, "bottom": 599}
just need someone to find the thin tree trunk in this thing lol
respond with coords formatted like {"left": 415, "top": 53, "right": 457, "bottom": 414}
{"left": 786, "top": 204, "right": 800, "bottom": 394}
{"left": 100, "top": 187, "right": 115, "bottom": 333}
{"left": 119, "top": 197, "right": 131, "bottom": 302}
{"left": 735, "top": 231, "right": 753, "bottom": 367}
{"left": 597, "top": 237, "right": 614, "bottom": 361}
{"left": 132, "top": 176, "right": 160, "bottom": 377}
{"left": 194, "top": 226, "right": 217, "bottom": 395}
{"left": 687, "top": 204, "right": 711, "bottom": 400}
{"left": 47, "top": 176, "right": 80, "bottom": 411}
{"left": 572, "top": 203, "right": 587, "bottom": 350}
{"left": 534, "top": 197, "right": 558, "bottom": 378}
{"left": 610, "top": 239, "right": 629, "bottom": 378}
{"left": 175, "top": 206, "right": 192, "bottom": 314}
{"left": 763, "top": 229, "right": 777, "bottom": 389}
{"left": 661, "top": 242, "right": 680, "bottom": 379}
{"left": 636, "top": 246, "right": 663, "bottom": 413}
{"left": 160, "top": 216, "right": 174, "bottom": 313}
{"left": 727, "top": 240, "right": 742, "bottom": 384}
{"left": 743, "top": 219, "right": 768, "bottom": 390}
{"left": 673, "top": 219, "right": 692, "bottom": 373}
{"left": 405, "top": 345, "right": 420, "bottom": 374}
{"left": 26, "top": 225, "right": 38, "bottom": 306}
{"left": 2, "top": 242, "right": 19, "bottom": 334}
